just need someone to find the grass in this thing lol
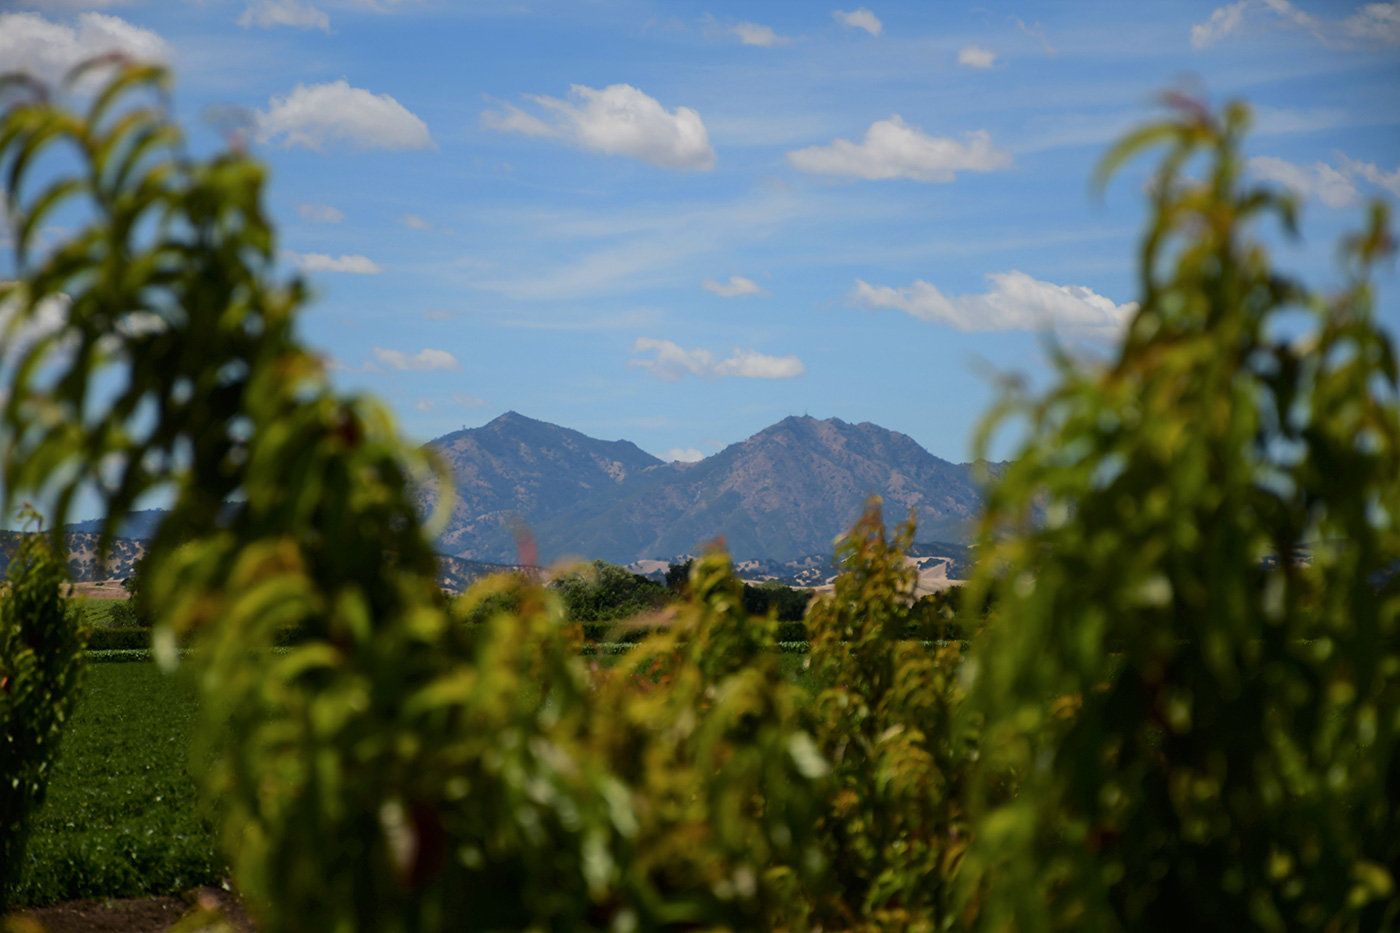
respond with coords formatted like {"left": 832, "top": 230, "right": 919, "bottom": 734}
{"left": 12, "top": 662, "right": 223, "bottom": 907}
{"left": 69, "top": 599, "right": 131, "bottom": 629}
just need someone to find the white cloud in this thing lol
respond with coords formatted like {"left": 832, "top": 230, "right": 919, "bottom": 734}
{"left": 295, "top": 202, "right": 344, "bottom": 223}
{"left": 257, "top": 80, "right": 434, "bottom": 151}
{"left": 14, "top": 2, "right": 133, "bottom": 9}
{"left": 957, "top": 45, "right": 997, "bottom": 68}
{"left": 0, "top": 12, "right": 170, "bottom": 84}
{"left": 238, "top": 0, "right": 329, "bottom": 31}
{"left": 482, "top": 83, "right": 715, "bottom": 171}
{"left": 629, "top": 338, "right": 805, "bottom": 381}
{"left": 849, "top": 270, "right": 1136, "bottom": 334}
{"left": 372, "top": 347, "right": 460, "bottom": 372}
{"left": 701, "top": 275, "right": 769, "bottom": 298}
{"left": 833, "top": 7, "right": 881, "bottom": 36}
{"left": 1343, "top": 2, "right": 1400, "bottom": 44}
{"left": 401, "top": 213, "right": 432, "bottom": 230}
{"left": 0, "top": 289, "right": 71, "bottom": 368}
{"left": 282, "top": 250, "right": 384, "bottom": 274}
{"left": 731, "top": 21, "right": 794, "bottom": 46}
{"left": 415, "top": 398, "right": 434, "bottom": 412}
{"left": 663, "top": 447, "right": 705, "bottom": 462}
{"left": 1339, "top": 154, "right": 1400, "bottom": 197}
{"left": 1190, "top": 0, "right": 1363, "bottom": 49}
{"left": 787, "top": 116, "right": 1011, "bottom": 182}
{"left": 1248, "top": 155, "right": 1358, "bottom": 209}
{"left": 453, "top": 392, "right": 486, "bottom": 408}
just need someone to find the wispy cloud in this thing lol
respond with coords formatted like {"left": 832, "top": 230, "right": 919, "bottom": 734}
{"left": 482, "top": 83, "right": 715, "bottom": 170}
{"left": 849, "top": 270, "right": 1135, "bottom": 334}
{"left": 787, "top": 116, "right": 1011, "bottom": 182}
{"left": 833, "top": 7, "right": 882, "bottom": 36}
{"left": 629, "top": 338, "right": 805, "bottom": 381}
{"left": 1339, "top": 154, "right": 1400, "bottom": 196}
{"left": 282, "top": 250, "right": 383, "bottom": 273}
{"left": 372, "top": 347, "right": 461, "bottom": 371}
{"left": 702, "top": 275, "right": 769, "bottom": 298}
{"left": 295, "top": 202, "right": 344, "bottom": 223}
{"left": 238, "top": 0, "right": 329, "bottom": 32}
{"left": 401, "top": 213, "right": 432, "bottom": 230}
{"left": 453, "top": 392, "right": 486, "bottom": 408}
{"left": 730, "top": 20, "right": 795, "bottom": 46}
{"left": 1191, "top": 0, "right": 1399, "bottom": 49}
{"left": 1248, "top": 155, "right": 1357, "bottom": 208}
{"left": 258, "top": 80, "right": 434, "bottom": 151}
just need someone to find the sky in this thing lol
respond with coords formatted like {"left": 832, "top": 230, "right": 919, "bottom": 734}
{"left": 2, "top": 0, "right": 1398, "bottom": 474}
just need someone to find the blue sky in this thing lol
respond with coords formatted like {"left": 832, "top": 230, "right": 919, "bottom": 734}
{"left": 3, "top": 0, "right": 1398, "bottom": 470}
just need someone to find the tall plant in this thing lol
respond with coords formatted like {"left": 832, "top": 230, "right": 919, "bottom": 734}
{"left": 960, "top": 98, "right": 1400, "bottom": 931}
{"left": 0, "top": 522, "right": 84, "bottom": 913}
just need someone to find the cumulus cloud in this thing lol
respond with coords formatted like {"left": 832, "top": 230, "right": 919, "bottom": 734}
{"left": 629, "top": 338, "right": 805, "bottom": 381}
{"left": 1248, "top": 155, "right": 1358, "bottom": 208}
{"left": 238, "top": 0, "right": 329, "bottom": 31}
{"left": 1190, "top": 0, "right": 1397, "bottom": 48}
{"left": 282, "top": 250, "right": 383, "bottom": 274}
{"left": 372, "top": 347, "right": 460, "bottom": 372}
{"left": 0, "top": 11, "right": 170, "bottom": 84}
{"left": 849, "top": 270, "right": 1136, "bottom": 334}
{"left": 787, "top": 116, "right": 1010, "bottom": 182}
{"left": 482, "top": 83, "right": 715, "bottom": 171}
{"left": 663, "top": 447, "right": 705, "bottom": 462}
{"left": 833, "top": 7, "right": 882, "bottom": 36}
{"left": 257, "top": 80, "right": 434, "bottom": 151}
{"left": 295, "top": 202, "right": 344, "bottom": 223}
{"left": 957, "top": 45, "right": 997, "bottom": 68}
{"left": 702, "top": 275, "right": 769, "bottom": 298}
{"left": 731, "top": 21, "right": 794, "bottom": 46}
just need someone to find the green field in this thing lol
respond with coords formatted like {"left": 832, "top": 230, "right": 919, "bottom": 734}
{"left": 13, "top": 649, "right": 817, "bottom": 907}
{"left": 12, "top": 661, "right": 223, "bottom": 907}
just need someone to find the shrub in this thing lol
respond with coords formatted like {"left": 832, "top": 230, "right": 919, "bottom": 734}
{"left": 802, "top": 505, "right": 977, "bottom": 931}
{"left": 961, "top": 99, "right": 1400, "bottom": 931}
{"left": 0, "top": 526, "right": 86, "bottom": 912}
{"left": 82, "top": 627, "right": 151, "bottom": 651}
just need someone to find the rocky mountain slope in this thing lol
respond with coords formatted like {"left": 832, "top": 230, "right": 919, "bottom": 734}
{"left": 423, "top": 412, "right": 988, "bottom": 564}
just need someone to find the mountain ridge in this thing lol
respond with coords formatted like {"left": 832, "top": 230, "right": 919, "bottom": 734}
{"left": 422, "top": 412, "right": 989, "bottom": 564}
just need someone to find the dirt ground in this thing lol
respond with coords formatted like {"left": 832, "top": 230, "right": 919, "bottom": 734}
{"left": 65, "top": 580, "right": 130, "bottom": 600}
{"left": 15, "top": 888, "right": 257, "bottom": 933}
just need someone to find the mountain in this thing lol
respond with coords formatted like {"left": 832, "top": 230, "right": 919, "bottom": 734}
{"left": 424, "top": 413, "right": 987, "bottom": 564}
{"left": 416, "top": 411, "right": 664, "bottom": 560}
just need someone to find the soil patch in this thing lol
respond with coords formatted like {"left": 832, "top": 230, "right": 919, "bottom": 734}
{"left": 16, "top": 888, "right": 257, "bottom": 933}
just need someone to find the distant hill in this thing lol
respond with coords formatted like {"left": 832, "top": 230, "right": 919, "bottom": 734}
{"left": 46, "top": 412, "right": 994, "bottom": 574}
{"left": 420, "top": 412, "right": 990, "bottom": 564}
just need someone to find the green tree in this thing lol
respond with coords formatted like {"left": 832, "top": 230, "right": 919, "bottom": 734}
{"left": 960, "top": 99, "right": 1400, "bottom": 932}
{"left": 0, "top": 519, "right": 85, "bottom": 913}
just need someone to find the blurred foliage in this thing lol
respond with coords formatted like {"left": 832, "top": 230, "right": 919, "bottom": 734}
{"left": 0, "top": 519, "right": 85, "bottom": 912}
{"left": 804, "top": 507, "right": 977, "bottom": 931}
{"left": 961, "top": 99, "right": 1400, "bottom": 931}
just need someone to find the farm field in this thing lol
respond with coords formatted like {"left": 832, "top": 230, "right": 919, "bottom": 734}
{"left": 11, "top": 661, "right": 223, "bottom": 907}
{"left": 12, "top": 647, "right": 818, "bottom": 909}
